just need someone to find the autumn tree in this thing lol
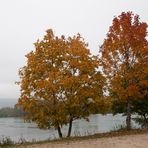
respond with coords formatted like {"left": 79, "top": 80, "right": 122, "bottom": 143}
{"left": 132, "top": 73, "right": 148, "bottom": 127}
{"left": 100, "top": 12, "right": 148, "bottom": 129}
{"left": 17, "top": 29, "right": 106, "bottom": 138}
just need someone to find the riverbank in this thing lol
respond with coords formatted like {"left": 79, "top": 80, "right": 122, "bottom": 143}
{"left": 16, "top": 129, "right": 148, "bottom": 148}
{"left": 0, "top": 114, "right": 136, "bottom": 142}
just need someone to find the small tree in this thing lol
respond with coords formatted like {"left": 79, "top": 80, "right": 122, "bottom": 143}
{"left": 100, "top": 12, "right": 148, "bottom": 129}
{"left": 17, "top": 29, "right": 106, "bottom": 138}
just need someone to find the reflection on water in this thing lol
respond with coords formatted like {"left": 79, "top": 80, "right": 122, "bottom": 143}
{"left": 0, "top": 114, "right": 139, "bottom": 142}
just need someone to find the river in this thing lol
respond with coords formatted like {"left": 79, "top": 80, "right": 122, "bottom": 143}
{"left": 0, "top": 114, "right": 139, "bottom": 142}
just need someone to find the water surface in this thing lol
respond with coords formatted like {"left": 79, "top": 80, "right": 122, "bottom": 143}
{"left": 0, "top": 114, "right": 139, "bottom": 142}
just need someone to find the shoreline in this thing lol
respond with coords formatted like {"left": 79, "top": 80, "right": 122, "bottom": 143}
{"left": 15, "top": 128, "right": 148, "bottom": 148}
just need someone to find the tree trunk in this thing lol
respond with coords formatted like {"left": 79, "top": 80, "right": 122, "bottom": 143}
{"left": 57, "top": 126, "right": 63, "bottom": 138}
{"left": 126, "top": 100, "right": 131, "bottom": 130}
{"left": 67, "top": 118, "right": 73, "bottom": 137}
{"left": 143, "top": 114, "right": 148, "bottom": 126}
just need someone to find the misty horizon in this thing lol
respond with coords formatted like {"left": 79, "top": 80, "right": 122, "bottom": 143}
{"left": 0, "top": 98, "right": 17, "bottom": 108}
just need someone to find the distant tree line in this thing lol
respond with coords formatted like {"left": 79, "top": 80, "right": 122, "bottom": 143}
{"left": 0, "top": 107, "right": 26, "bottom": 117}
{"left": 16, "top": 11, "right": 148, "bottom": 138}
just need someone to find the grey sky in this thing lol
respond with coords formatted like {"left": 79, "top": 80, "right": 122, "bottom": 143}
{"left": 0, "top": 0, "right": 148, "bottom": 99}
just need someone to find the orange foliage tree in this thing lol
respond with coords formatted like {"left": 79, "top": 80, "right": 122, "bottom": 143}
{"left": 100, "top": 12, "right": 148, "bottom": 129}
{"left": 17, "top": 29, "right": 107, "bottom": 138}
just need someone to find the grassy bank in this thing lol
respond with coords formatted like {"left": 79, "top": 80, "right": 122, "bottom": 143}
{"left": 1, "top": 128, "right": 146, "bottom": 148}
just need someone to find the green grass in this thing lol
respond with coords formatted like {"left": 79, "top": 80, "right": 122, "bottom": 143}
{"left": 0, "top": 136, "right": 14, "bottom": 147}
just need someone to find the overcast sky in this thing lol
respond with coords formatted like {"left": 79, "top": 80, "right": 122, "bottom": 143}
{"left": 0, "top": 0, "right": 148, "bottom": 99}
